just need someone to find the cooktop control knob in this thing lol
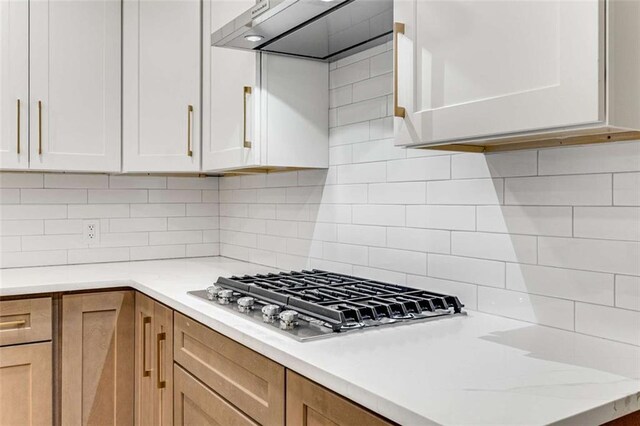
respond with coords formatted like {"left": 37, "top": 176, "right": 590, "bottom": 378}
{"left": 261, "top": 304, "right": 280, "bottom": 323}
{"left": 206, "top": 285, "right": 222, "bottom": 301}
{"left": 217, "top": 289, "right": 234, "bottom": 305}
{"left": 237, "top": 296, "right": 255, "bottom": 313}
{"left": 279, "top": 310, "right": 299, "bottom": 330}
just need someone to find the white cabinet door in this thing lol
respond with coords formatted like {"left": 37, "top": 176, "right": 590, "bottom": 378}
{"left": 203, "top": 0, "right": 257, "bottom": 172}
{"left": 123, "top": 0, "right": 201, "bottom": 173}
{"left": 30, "top": 0, "right": 121, "bottom": 172}
{"left": 0, "top": 0, "right": 28, "bottom": 169}
{"left": 394, "top": 0, "right": 603, "bottom": 146}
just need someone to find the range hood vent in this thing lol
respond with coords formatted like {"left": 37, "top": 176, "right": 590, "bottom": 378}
{"left": 211, "top": 0, "right": 393, "bottom": 62}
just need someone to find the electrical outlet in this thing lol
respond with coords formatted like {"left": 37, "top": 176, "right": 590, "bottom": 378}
{"left": 83, "top": 220, "right": 100, "bottom": 245}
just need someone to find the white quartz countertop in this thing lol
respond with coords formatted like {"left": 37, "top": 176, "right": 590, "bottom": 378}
{"left": 1, "top": 257, "right": 639, "bottom": 425}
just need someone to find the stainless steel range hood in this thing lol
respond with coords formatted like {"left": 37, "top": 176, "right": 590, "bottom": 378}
{"left": 211, "top": 0, "right": 393, "bottom": 62}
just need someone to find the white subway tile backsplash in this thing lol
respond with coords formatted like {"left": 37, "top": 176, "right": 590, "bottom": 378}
{"left": 108, "top": 175, "right": 166, "bottom": 189}
{"left": 148, "top": 190, "right": 201, "bottom": 203}
{"left": 130, "top": 203, "right": 185, "bottom": 218}
{"left": 452, "top": 151, "right": 537, "bottom": 179}
{"left": 477, "top": 206, "right": 572, "bottom": 237}
{"left": 387, "top": 156, "right": 450, "bottom": 182}
{"left": 44, "top": 219, "right": 83, "bottom": 235}
{"left": 505, "top": 174, "right": 612, "bottom": 206}
{"left": 352, "top": 73, "right": 392, "bottom": 103}
{"left": 187, "top": 243, "right": 219, "bottom": 257}
{"left": 0, "top": 236, "right": 21, "bottom": 252}
{"left": 330, "top": 58, "right": 369, "bottom": 89}
{"left": 68, "top": 204, "right": 129, "bottom": 219}
{"left": 22, "top": 234, "right": 85, "bottom": 251}
{"left": 266, "top": 172, "right": 298, "bottom": 188}
{"left": 337, "top": 163, "right": 386, "bottom": 184}
{"left": 89, "top": 189, "right": 147, "bottom": 204}
{"left": 329, "top": 122, "right": 370, "bottom": 146}
{"left": 297, "top": 222, "right": 337, "bottom": 241}
{"left": 428, "top": 254, "right": 505, "bottom": 288}
{"left": 337, "top": 224, "right": 386, "bottom": 247}
{"left": 574, "top": 207, "right": 640, "bottom": 241}
{"left": 186, "top": 203, "right": 217, "bottom": 217}
{"left": 452, "top": 232, "right": 537, "bottom": 263}
{"left": 22, "top": 189, "right": 87, "bottom": 204}
{"left": 256, "top": 188, "right": 285, "bottom": 204}
{"left": 150, "top": 230, "right": 202, "bottom": 245}
{"left": 387, "top": 228, "right": 450, "bottom": 254}
{"left": 321, "top": 184, "right": 368, "bottom": 204}
{"left": 352, "top": 204, "right": 405, "bottom": 226}
{"left": 615, "top": 275, "right": 640, "bottom": 311}
{"left": 369, "top": 182, "right": 426, "bottom": 204}
{"left": 1, "top": 204, "right": 67, "bottom": 219}
{"left": 539, "top": 142, "right": 640, "bottom": 175}
{"left": 248, "top": 204, "right": 276, "bottom": 220}
{"left": 167, "top": 177, "right": 218, "bottom": 190}
{"left": 130, "top": 245, "right": 185, "bottom": 261}
{"left": 98, "top": 232, "right": 148, "bottom": 248}
{"left": 352, "top": 139, "right": 405, "bottom": 163}
{"left": 334, "top": 97, "right": 387, "bottom": 126}
{"left": 506, "top": 263, "right": 614, "bottom": 306}
{"left": 538, "top": 237, "right": 640, "bottom": 275}
{"left": 0, "top": 189, "right": 20, "bottom": 203}
{"left": 110, "top": 218, "right": 167, "bottom": 233}
{"left": 369, "top": 247, "right": 427, "bottom": 275}
{"left": 370, "top": 49, "right": 392, "bottom": 76}
{"left": 0, "top": 173, "right": 43, "bottom": 188}
{"left": 428, "top": 179, "right": 503, "bottom": 205}
{"left": 613, "top": 172, "right": 640, "bottom": 206}
{"left": 406, "top": 205, "right": 476, "bottom": 231}
{"left": 1, "top": 249, "right": 67, "bottom": 268}
{"left": 478, "top": 287, "right": 575, "bottom": 330}
{"left": 0, "top": 220, "right": 44, "bottom": 236}
{"left": 68, "top": 247, "right": 129, "bottom": 264}
{"left": 575, "top": 303, "right": 640, "bottom": 346}
{"left": 45, "top": 174, "right": 108, "bottom": 189}
{"left": 330, "top": 85, "right": 353, "bottom": 108}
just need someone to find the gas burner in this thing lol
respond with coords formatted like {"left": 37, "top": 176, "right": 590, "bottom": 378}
{"left": 189, "top": 269, "right": 465, "bottom": 341}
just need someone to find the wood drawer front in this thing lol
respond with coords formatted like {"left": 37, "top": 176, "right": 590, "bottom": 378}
{"left": 174, "top": 364, "right": 258, "bottom": 426}
{"left": 0, "top": 342, "right": 52, "bottom": 426}
{"left": 173, "top": 312, "right": 285, "bottom": 426}
{"left": 286, "top": 371, "right": 394, "bottom": 426}
{"left": 0, "top": 297, "right": 52, "bottom": 346}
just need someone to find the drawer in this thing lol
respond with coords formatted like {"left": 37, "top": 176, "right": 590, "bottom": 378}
{"left": 0, "top": 297, "right": 52, "bottom": 346}
{"left": 173, "top": 313, "right": 285, "bottom": 426}
{"left": 174, "top": 364, "right": 257, "bottom": 426}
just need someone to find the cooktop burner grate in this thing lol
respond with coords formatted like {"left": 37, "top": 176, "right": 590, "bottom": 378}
{"left": 214, "top": 270, "right": 464, "bottom": 332}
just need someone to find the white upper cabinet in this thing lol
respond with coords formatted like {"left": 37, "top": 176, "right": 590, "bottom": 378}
{"left": 203, "top": 0, "right": 328, "bottom": 173}
{"left": 29, "top": 0, "right": 121, "bottom": 172}
{"left": 0, "top": 0, "right": 28, "bottom": 170}
{"left": 123, "top": 0, "right": 201, "bottom": 173}
{"left": 394, "top": 0, "right": 640, "bottom": 151}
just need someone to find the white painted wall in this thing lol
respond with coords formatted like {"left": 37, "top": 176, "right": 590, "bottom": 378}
{"left": 217, "top": 43, "right": 640, "bottom": 346}
{"left": 0, "top": 174, "right": 219, "bottom": 267}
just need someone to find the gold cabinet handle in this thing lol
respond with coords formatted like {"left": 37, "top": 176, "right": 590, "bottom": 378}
{"left": 16, "top": 99, "right": 20, "bottom": 154}
{"left": 156, "top": 332, "right": 166, "bottom": 389}
{"left": 243, "top": 86, "right": 252, "bottom": 149}
{"left": 142, "top": 316, "right": 151, "bottom": 377}
{"left": 38, "top": 100, "right": 43, "bottom": 154}
{"left": 393, "top": 22, "right": 406, "bottom": 118}
{"left": 187, "top": 105, "right": 193, "bottom": 157}
{"left": 0, "top": 320, "right": 26, "bottom": 329}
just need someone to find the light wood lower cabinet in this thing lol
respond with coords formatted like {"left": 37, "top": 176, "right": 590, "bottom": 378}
{"left": 173, "top": 312, "right": 285, "bottom": 426}
{"left": 0, "top": 297, "right": 52, "bottom": 346}
{"left": 0, "top": 342, "right": 52, "bottom": 425}
{"left": 61, "top": 291, "right": 134, "bottom": 425}
{"left": 174, "top": 364, "right": 258, "bottom": 426}
{"left": 135, "top": 293, "right": 173, "bottom": 426}
{"left": 286, "top": 371, "right": 395, "bottom": 426}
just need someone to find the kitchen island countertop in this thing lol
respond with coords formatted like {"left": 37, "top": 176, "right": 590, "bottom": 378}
{"left": 1, "top": 256, "right": 639, "bottom": 425}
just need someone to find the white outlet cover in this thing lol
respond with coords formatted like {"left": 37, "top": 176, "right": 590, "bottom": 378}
{"left": 83, "top": 220, "right": 100, "bottom": 245}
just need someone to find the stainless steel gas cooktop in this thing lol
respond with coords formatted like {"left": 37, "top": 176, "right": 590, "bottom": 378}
{"left": 188, "top": 270, "right": 466, "bottom": 341}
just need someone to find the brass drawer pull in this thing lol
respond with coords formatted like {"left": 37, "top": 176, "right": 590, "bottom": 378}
{"left": 16, "top": 99, "right": 21, "bottom": 154}
{"left": 38, "top": 100, "right": 43, "bottom": 154}
{"left": 187, "top": 105, "right": 193, "bottom": 157}
{"left": 243, "top": 86, "right": 252, "bottom": 149}
{"left": 142, "top": 316, "right": 151, "bottom": 377}
{"left": 393, "top": 22, "right": 406, "bottom": 118}
{"left": 0, "top": 320, "right": 26, "bottom": 329}
{"left": 157, "top": 331, "right": 166, "bottom": 389}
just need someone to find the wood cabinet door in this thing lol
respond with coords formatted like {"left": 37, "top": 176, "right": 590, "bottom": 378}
{"left": 123, "top": 0, "right": 201, "bottom": 173}
{"left": 0, "top": 0, "right": 28, "bottom": 169}
{"left": 394, "top": 0, "right": 603, "bottom": 147}
{"left": 174, "top": 364, "right": 258, "bottom": 426}
{"left": 0, "top": 342, "right": 52, "bottom": 425}
{"left": 202, "top": 0, "right": 258, "bottom": 172}
{"left": 61, "top": 291, "right": 134, "bottom": 425}
{"left": 29, "top": 0, "right": 121, "bottom": 172}
{"left": 135, "top": 293, "right": 173, "bottom": 426}
{"left": 286, "top": 371, "right": 394, "bottom": 426}
{"left": 174, "top": 312, "right": 285, "bottom": 425}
